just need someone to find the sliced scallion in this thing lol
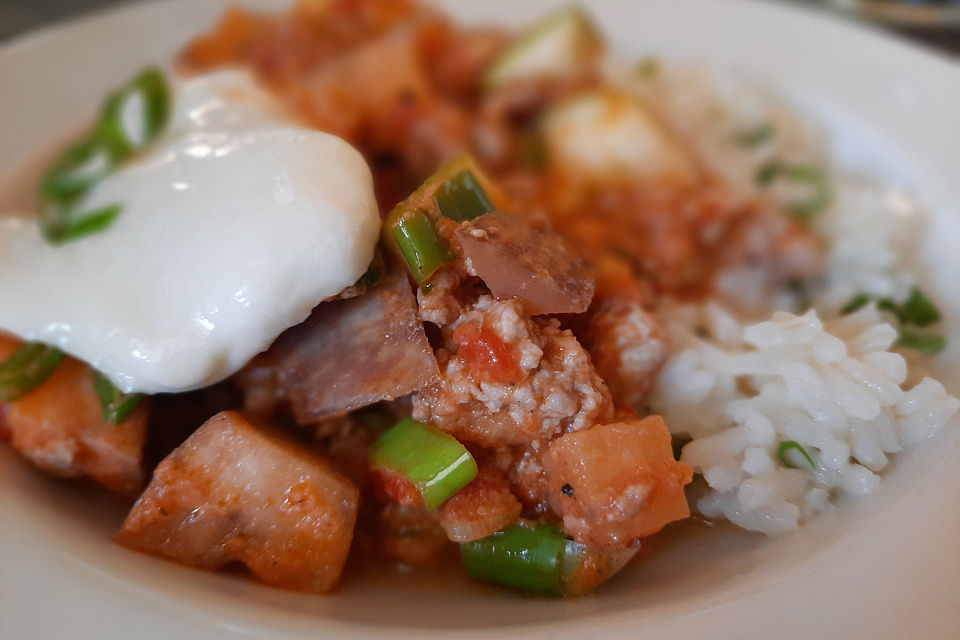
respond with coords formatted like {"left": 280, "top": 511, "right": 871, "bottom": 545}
{"left": 368, "top": 418, "right": 477, "bottom": 509}
{"left": 777, "top": 440, "right": 816, "bottom": 470}
{"left": 634, "top": 56, "right": 660, "bottom": 78}
{"left": 896, "top": 328, "right": 946, "bottom": 356}
{"left": 841, "top": 293, "right": 871, "bottom": 315}
{"left": 0, "top": 343, "right": 64, "bottom": 403}
{"left": 755, "top": 160, "right": 831, "bottom": 221}
{"left": 37, "top": 66, "right": 171, "bottom": 245}
{"left": 96, "top": 67, "right": 172, "bottom": 159}
{"left": 390, "top": 210, "right": 450, "bottom": 284}
{"left": 40, "top": 135, "right": 117, "bottom": 203}
{"left": 433, "top": 170, "right": 495, "bottom": 222}
{"left": 41, "top": 202, "right": 123, "bottom": 245}
{"left": 736, "top": 123, "right": 775, "bottom": 148}
{"left": 93, "top": 371, "right": 142, "bottom": 424}
{"left": 900, "top": 287, "right": 941, "bottom": 327}
{"left": 460, "top": 522, "right": 566, "bottom": 595}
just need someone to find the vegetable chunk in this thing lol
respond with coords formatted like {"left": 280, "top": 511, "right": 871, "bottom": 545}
{"left": 116, "top": 411, "right": 359, "bottom": 593}
{"left": 0, "top": 335, "right": 147, "bottom": 496}
{"left": 544, "top": 416, "right": 692, "bottom": 546}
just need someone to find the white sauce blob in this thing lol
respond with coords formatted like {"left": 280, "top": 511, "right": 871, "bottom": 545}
{"left": 0, "top": 70, "right": 380, "bottom": 393}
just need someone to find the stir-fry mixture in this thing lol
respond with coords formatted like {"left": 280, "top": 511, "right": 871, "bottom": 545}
{"left": 1, "top": 0, "right": 956, "bottom": 596}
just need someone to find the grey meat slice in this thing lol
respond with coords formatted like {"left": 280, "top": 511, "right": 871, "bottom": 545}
{"left": 241, "top": 263, "right": 440, "bottom": 423}
{"left": 455, "top": 212, "right": 594, "bottom": 315}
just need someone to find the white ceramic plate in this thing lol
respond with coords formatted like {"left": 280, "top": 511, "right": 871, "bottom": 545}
{"left": 1, "top": 1, "right": 959, "bottom": 638}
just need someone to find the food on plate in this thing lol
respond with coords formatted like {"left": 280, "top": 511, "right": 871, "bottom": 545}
{"left": 1, "top": 0, "right": 955, "bottom": 597}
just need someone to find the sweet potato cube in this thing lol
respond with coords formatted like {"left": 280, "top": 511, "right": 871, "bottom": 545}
{"left": 544, "top": 415, "right": 692, "bottom": 546}
{"left": 116, "top": 411, "right": 359, "bottom": 593}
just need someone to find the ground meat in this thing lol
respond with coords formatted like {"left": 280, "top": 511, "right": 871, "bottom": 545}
{"left": 413, "top": 296, "right": 614, "bottom": 447}
{"left": 439, "top": 463, "right": 521, "bottom": 542}
{"left": 416, "top": 265, "right": 467, "bottom": 326}
{"left": 491, "top": 441, "right": 554, "bottom": 516}
{"left": 585, "top": 295, "right": 669, "bottom": 406}
{"left": 376, "top": 503, "right": 453, "bottom": 566}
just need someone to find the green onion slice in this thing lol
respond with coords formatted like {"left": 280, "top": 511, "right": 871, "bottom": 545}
{"left": 390, "top": 210, "right": 450, "bottom": 284}
{"left": 41, "top": 202, "right": 124, "bottom": 245}
{"left": 899, "top": 288, "right": 941, "bottom": 327}
{"left": 897, "top": 328, "right": 946, "bottom": 356}
{"left": 96, "top": 67, "right": 172, "bottom": 159}
{"left": 460, "top": 522, "right": 566, "bottom": 595}
{"left": 0, "top": 343, "right": 64, "bottom": 403}
{"left": 40, "top": 134, "right": 117, "bottom": 203}
{"left": 634, "top": 56, "right": 660, "bottom": 78}
{"left": 369, "top": 418, "right": 477, "bottom": 509}
{"left": 433, "top": 170, "right": 495, "bottom": 222}
{"left": 736, "top": 123, "right": 775, "bottom": 148}
{"left": 777, "top": 440, "right": 816, "bottom": 470}
{"left": 841, "top": 293, "right": 871, "bottom": 315}
{"left": 756, "top": 160, "right": 831, "bottom": 221}
{"left": 93, "top": 371, "right": 142, "bottom": 425}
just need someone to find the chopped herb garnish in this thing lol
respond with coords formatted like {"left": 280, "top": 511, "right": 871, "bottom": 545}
{"left": 460, "top": 523, "right": 566, "bottom": 595}
{"left": 390, "top": 210, "right": 450, "bottom": 284}
{"left": 433, "top": 170, "right": 495, "bottom": 222}
{"left": 896, "top": 328, "right": 946, "bottom": 356}
{"left": 37, "top": 66, "right": 171, "bottom": 244}
{"left": 900, "top": 287, "right": 941, "bottom": 327}
{"left": 0, "top": 343, "right": 64, "bottom": 402}
{"left": 93, "top": 371, "right": 142, "bottom": 424}
{"left": 842, "top": 288, "right": 944, "bottom": 356}
{"left": 777, "top": 440, "right": 816, "bottom": 470}
{"left": 755, "top": 160, "right": 831, "bottom": 222}
{"left": 368, "top": 418, "right": 477, "bottom": 509}
{"left": 736, "top": 123, "right": 775, "bottom": 148}
{"left": 96, "top": 67, "right": 171, "bottom": 157}
{"left": 841, "top": 293, "right": 871, "bottom": 315}
{"left": 635, "top": 56, "right": 660, "bottom": 78}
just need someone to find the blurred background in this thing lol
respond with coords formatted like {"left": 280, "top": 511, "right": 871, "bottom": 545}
{"left": 0, "top": 0, "right": 958, "bottom": 53}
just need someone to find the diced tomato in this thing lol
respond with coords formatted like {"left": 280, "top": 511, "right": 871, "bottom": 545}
{"left": 452, "top": 322, "right": 522, "bottom": 384}
{"left": 370, "top": 467, "right": 424, "bottom": 507}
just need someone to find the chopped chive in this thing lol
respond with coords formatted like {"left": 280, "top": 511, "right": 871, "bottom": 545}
{"left": 845, "top": 288, "right": 941, "bottom": 328}
{"left": 45, "top": 203, "right": 123, "bottom": 245}
{"left": 635, "top": 56, "right": 660, "bottom": 78}
{"left": 37, "top": 66, "right": 172, "bottom": 245}
{"left": 735, "top": 123, "right": 775, "bottom": 148}
{"left": 777, "top": 440, "right": 816, "bottom": 470}
{"left": 433, "top": 170, "right": 495, "bottom": 222}
{"left": 0, "top": 343, "right": 64, "bottom": 402}
{"left": 755, "top": 160, "right": 831, "bottom": 221}
{"left": 40, "top": 134, "right": 117, "bottom": 203}
{"left": 841, "top": 293, "right": 871, "bottom": 315}
{"left": 876, "top": 297, "right": 903, "bottom": 320}
{"left": 390, "top": 210, "right": 450, "bottom": 284}
{"left": 460, "top": 522, "right": 566, "bottom": 595}
{"left": 97, "top": 67, "right": 172, "bottom": 158}
{"left": 897, "top": 328, "right": 946, "bottom": 356}
{"left": 93, "top": 371, "right": 142, "bottom": 424}
{"left": 900, "top": 287, "right": 941, "bottom": 327}
{"left": 369, "top": 418, "right": 477, "bottom": 509}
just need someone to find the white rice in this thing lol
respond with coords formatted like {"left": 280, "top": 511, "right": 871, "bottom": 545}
{"left": 628, "top": 63, "right": 960, "bottom": 534}
{"left": 651, "top": 303, "right": 958, "bottom": 533}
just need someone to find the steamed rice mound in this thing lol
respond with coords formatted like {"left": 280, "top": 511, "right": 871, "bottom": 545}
{"left": 651, "top": 302, "right": 959, "bottom": 533}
